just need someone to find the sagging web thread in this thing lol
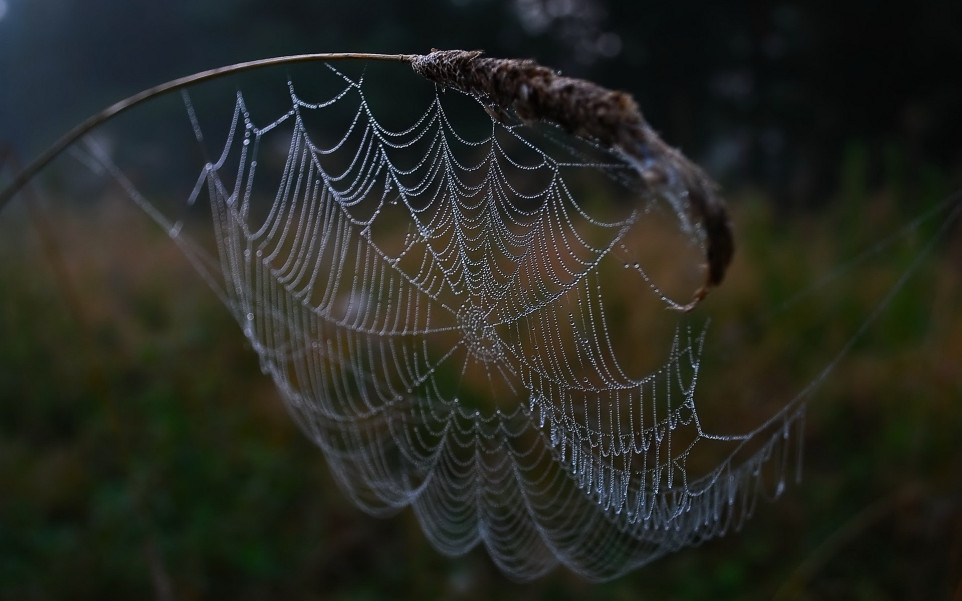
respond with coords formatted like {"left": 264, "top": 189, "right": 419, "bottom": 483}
{"left": 86, "top": 64, "right": 805, "bottom": 581}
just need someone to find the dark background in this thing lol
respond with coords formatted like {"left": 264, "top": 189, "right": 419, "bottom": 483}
{"left": 1, "top": 1, "right": 961, "bottom": 599}
{"left": 2, "top": 0, "right": 961, "bottom": 205}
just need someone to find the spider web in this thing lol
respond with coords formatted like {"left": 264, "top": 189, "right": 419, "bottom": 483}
{"left": 76, "top": 61, "right": 807, "bottom": 581}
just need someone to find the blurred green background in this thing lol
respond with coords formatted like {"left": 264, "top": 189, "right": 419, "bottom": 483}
{"left": 1, "top": 1, "right": 961, "bottom": 599}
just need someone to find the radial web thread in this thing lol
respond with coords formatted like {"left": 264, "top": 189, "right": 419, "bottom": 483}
{"left": 86, "top": 64, "right": 805, "bottom": 581}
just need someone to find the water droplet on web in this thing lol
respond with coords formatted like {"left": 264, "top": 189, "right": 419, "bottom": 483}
{"left": 86, "top": 58, "right": 818, "bottom": 581}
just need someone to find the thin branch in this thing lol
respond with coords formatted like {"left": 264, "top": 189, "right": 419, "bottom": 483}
{"left": 0, "top": 52, "right": 414, "bottom": 212}
{"left": 1, "top": 49, "right": 733, "bottom": 308}
{"left": 414, "top": 49, "right": 733, "bottom": 309}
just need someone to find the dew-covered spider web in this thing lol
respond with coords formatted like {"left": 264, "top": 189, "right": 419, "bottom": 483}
{"left": 23, "top": 53, "right": 958, "bottom": 582}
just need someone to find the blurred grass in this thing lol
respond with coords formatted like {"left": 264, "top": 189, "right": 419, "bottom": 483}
{"left": 1, "top": 163, "right": 960, "bottom": 600}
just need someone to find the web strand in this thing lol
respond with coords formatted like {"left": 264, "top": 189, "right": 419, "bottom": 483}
{"left": 44, "top": 55, "right": 956, "bottom": 582}
{"left": 64, "top": 64, "right": 799, "bottom": 581}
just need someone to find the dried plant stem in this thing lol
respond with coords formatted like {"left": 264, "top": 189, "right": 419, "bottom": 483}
{"left": 0, "top": 53, "right": 413, "bottom": 212}
{"left": 1, "top": 49, "right": 732, "bottom": 306}
{"left": 413, "top": 49, "right": 733, "bottom": 309}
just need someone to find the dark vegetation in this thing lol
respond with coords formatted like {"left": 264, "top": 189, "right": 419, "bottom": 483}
{"left": 1, "top": 176, "right": 959, "bottom": 599}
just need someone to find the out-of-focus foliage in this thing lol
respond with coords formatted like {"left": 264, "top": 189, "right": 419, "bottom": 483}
{"left": 1, "top": 163, "right": 959, "bottom": 598}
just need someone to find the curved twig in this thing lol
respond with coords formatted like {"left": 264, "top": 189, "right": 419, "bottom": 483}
{"left": 0, "top": 53, "right": 414, "bottom": 212}
{"left": 1, "top": 49, "right": 732, "bottom": 308}
{"left": 412, "top": 49, "right": 733, "bottom": 309}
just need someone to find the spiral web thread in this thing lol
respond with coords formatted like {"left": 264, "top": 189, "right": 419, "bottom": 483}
{"left": 86, "top": 62, "right": 805, "bottom": 581}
